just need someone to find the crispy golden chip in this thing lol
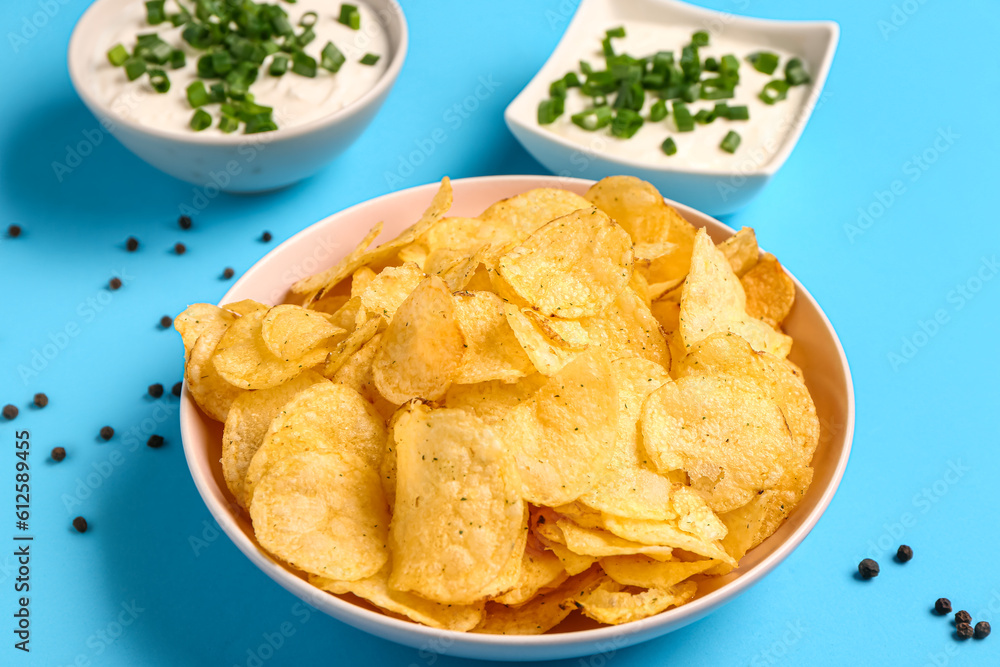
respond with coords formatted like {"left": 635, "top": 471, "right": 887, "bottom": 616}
{"left": 261, "top": 305, "right": 344, "bottom": 360}
{"left": 601, "top": 555, "right": 716, "bottom": 589}
{"left": 184, "top": 314, "right": 245, "bottom": 421}
{"left": 175, "top": 304, "right": 233, "bottom": 357}
{"left": 423, "top": 246, "right": 486, "bottom": 292}
{"left": 444, "top": 374, "right": 548, "bottom": 427}
{"left": 331, "top": 332, "right": 399, "bottom": 422}
{"left": 580, "top": 288, "right": 670, "bottom": 368}
{"left": 250, "top": 450, "right": 389, "bottom": 581}
{"left": 350, "top": 266, "right": 378, "bottom": 298}
{"left": 474, "top": 567, "right": 604, "bottom": 635}
{"left": 479, "top": 188, "right": 594, "bottom": 239}
{"left": 717, "top": 227, "right": 759, "bottom": 277}
{"left": 372, "top": 276, "right": 466, "bottom": 403}
{"left": 323, "top": 316, "right": 385, "bottom": 379}
{"left": 290, "top": 222, "right": 384, "bottom": 298}
{"left": 504, "top": 304, "right": 585, "bottom": 376}
{"left": 573, "top": 579, "right": 697, "bottom": 625}
{"left": 213, "top": 310, "right": 328, "bottom": 390}
{"left": 388, "top": 405, "right": 525, "bottom": 604}
{"left": 307, "top": 294, "right": 351, "bottom": 316}
{"left": 222, "top": 371, "right": 328, "bottom": 508}
{"left": 358, "top": 262, "right": 426, "bottom": 322}
{"left": 493, "top": 534, "right": 567, "bottom": 606}
{"left": 681, "top": 229, "right": 792, "bottom": 358}
{"left": 741, "top": 254, "right": 796, "bottom": 327}
{"left": 223, "top": 299, "right": 269, "bottom": 317}
{"left": 311, "top": 566, "right": 484, "bottom": 631}
{"left": 498, "top": 208, "right": 633, "bottom": 319}
{"left": 548, "top": 517, "right": 676, "bottom": 560}
{"left": 598, "top": 513, "right": 732, "bottom": 564}
{"left": 244, "top": 383, "right": 387, "bottom": 505}
{"left": 498, "top": 351, "right": 617, "bottom": 506}
{"left": 536, "top": 535, "right": 598, "bottom": 576}
{"left": 453, "top": 291, "right": 534, "bottom": 384}
{"left": 421, "top": 216, "right": 517, "bottom": 254}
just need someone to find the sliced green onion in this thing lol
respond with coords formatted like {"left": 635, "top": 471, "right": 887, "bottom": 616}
{"left": 321, "top": 42, "right": 346, "bottom": 72}
{"left": 148, "top": 68, "right": 170, "bottom": 93}
{"left": 292, "top": 51, "right": 317, "bottom": 77}
{"left": 168, "top": 10, "right": 190, "bottom": 27}
{"left": 563, "top": 72, "right": 581, "bottom": 87}
{"left": 570, "top": 105, "right": 613, "bottom": 131}
{"left": 785, "top": 57, "right": 811, "bottom": 86}
{"left": 124, "top": 57, "right": 147, "bottom": 81}
{"left": 209, "top": 83, "right": 227, "bottom": 103}
{"left": 601, "top": 36, "right": 615, "bottom": 58}
{"left": 270, "top": 8, "right": 294, "bottom": 36}
{"left": 699, "top": 79, "right": 734, "bottom": 100}
{"left": 190, "top": 109, "right": 212, "bottom": 131}
{"left": 145, "top": 0, "right": 166, "bottom": 25}
{"left": 293, "top": 28, "right": 316, "bottom": 49}
{"left": 360, "top": 53, "right": 380, "bottom": 66}
{"left": 300, "top": 11, "right": 318, "bottom": 28}
{"left": 672, "top": 101, "right": 694, "bottom": 132}
{"left": 549, "top": 78, "right": 568, "bottom": 99}
{"left": 719, "top": 54, "right": 740, "bottom": 77}
{"left": 661, "top": 137, "right": 677, "bottom": 156}
{"left": 245, "top": 116, "right": 278, "bottom": 134}
{"left": 748, "top": 51, "right": 779, "bottom": 75}
{"left": 579, "top": 60, "right": 593, "bottom": 75}
{"left": 338, "top": 4, "right": 361, "bottom": 30}
{"left": 182, "top": 23, "right": 214, "bottom": 50}
{"left": 720, "top": 130, "right": 741, "bottom": 153}
{"left": 606, "top": 26, "right": 626, "bottom": 38}
{"left": 610, "top": 108, "right": 643, "bottom": 138}
{"left": 218, "top": 115, "right": 239, "bottom": 134}
{"left": 649, "top": 99, "right": 668, "bottom": 122}
{"left": 537, "top": 98, "right": 565, "bottom": 125}
{"left": 269, "top": 55, "right": 289, "bottom": 76}
{"left": 680, "top": 44, "right": 701, "bottom": 82}
{"left": 694, "top": 108, "right": 715, "bottom": 124}
{"left": 135, "top": 34, "right": 172, "bottom": 64}
{"left": 691, "top": 31, "right": 709, "bottom": 47}
{"left": 169, "top": 49, "right": 186, "bottom": 70}
{"left": 211, "top": 50, "right": 233, "bottom": 75}
{"left": 186, "top": 81, "right": 210, "bottom": 107}
{"left": 703, "top": 56, "right": 719, "bottom": 72}
{"left": 726, "top": 105, "right": 749, "bottom": 120}
{"left": 759, "top": 79, "right": 789, "bottom": 104}
{"left": 107, "top": 44, "right": 129, "bottom": 67}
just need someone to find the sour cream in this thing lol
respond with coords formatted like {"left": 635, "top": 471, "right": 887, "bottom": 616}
{"left": 89, "top": 0, "right": 389, "bottom": 134}
{"left": 543, "top": 21, "right": 810, "bottom": 171}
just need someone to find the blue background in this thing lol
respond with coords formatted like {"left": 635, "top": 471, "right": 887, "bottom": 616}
{"left": 1, "top": 0, "right": 998, "bottom": 665}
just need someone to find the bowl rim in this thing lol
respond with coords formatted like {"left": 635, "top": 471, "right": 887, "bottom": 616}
{"left": 504, "top": 0, "right": 840, "bottom": 179}
{"left": 181, "top": 174, "right": 855, "bottom": 653}
{"left": 67, "top": 0, "right": 409, "bottom": 146}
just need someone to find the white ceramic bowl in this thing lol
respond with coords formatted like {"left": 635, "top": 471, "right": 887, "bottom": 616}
{"left": 505, "top": 0, "right": 838, "bottom": 216}
{"left": 68, "top": 0, "right": 407, "bottom": 192}
{"left": 180, "top": 175, "right": 854, "bottom": 661}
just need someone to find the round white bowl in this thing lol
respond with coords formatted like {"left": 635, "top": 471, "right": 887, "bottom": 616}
{"left": 180, "top": 175, "right": 854, "bottom": 661}
{"left": 68, "top": 0, "right": 407, "bottom": 192}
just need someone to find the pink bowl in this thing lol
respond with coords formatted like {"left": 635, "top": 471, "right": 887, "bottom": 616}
{"left": 180, "top": 175, "right": 854, "bottom": 661}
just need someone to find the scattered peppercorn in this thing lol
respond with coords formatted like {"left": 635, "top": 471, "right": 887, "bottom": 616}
{"left": 109, "top": 277, "right": 122, "bottom": 290}
{"left": 956, "top": 610, "right": 972, "bottom": 625}
{"left": 975, "top": 621, "right": 991, "bottom": 639}
{"left": 126, "top": 236, "right": 140, "bottom": 251}
{"left": 160, "top": 315, "right": 173, "bottom": 328}
{"left": 3, "top": 404, "right": 18, "bottom": 420}
{"left": 72, "top": 516, "right": 88, "bottom": 533}
{"left": 935, "top": 598, "right": 953, "bottom": 615}
{"left": 174, "top": 242, "right": 187, "bottom": 255}
{"left": 223, "top": 267, "right": 235, "bottom": 279}
{"left": 172, "top": 382, "right": 183, "bottom": 397}
{"left": 896, "top": 544, "right": 913, "bottom": 562}
{"left": 147, "top": 435, "right": 165, "bottom": 448}
{"left": 858, "top": 558, "right": 879, "bottom": 579}
{"left": 179, "top": 215, "right": 192, "bottom": 230}
{"left": 148, "top": 383, "right": 164, "bottom": 398}
{"left": 51, "top": 446, "right": 66, "bottom": 462}
{"left": 99, "top": 426, "right": 114, "bottom": 441}
{"left": 957, "top": 623, "right": 974, "bottom": 640}
{"left": 8, "top": 224, "right": 22, "bottom": 238}
{"left": 33, "top": 393, "right": 48, "bottom": 408}
{"left": 261, "top": 231, "right": 273, "bottom": 242}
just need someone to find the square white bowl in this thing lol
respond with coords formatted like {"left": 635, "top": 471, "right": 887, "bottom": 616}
{"left": 505, "top": 0, "right": 838, "bottom": 216}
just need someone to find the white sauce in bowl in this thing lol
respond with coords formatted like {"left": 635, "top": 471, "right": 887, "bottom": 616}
{"left": 88, "top": 0, "right": 389, "bottom": 135}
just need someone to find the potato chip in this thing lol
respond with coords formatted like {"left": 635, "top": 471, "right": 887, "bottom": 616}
{"left": 550, "top": 518, "right": 676, "bottom": 560}
{"left": 718, "top": 227, "right": 759, "bottom": 278}
{"left": 261, "top": 305, "right": 344, "bottom": 360}
{"left": 421, "top": 216, "right": 517, "bottom": 253}
{"left": 573, "top": 579, "right": 697, "bottom": 625}
{"left": 423, "top": 246, "right": 486, "bottom": 292}
{"left": 452, "top": 291, "right": 534, "bottom": 384}
{"left": 372, "top": 277, "right": 466, "bottom": 403}
{"left": 535, "top": 535, "right": 597, "bottom": 576}
{"left": 311, "top": 566, "right": 484, "bottom": 631}
{"left": 681, "top": 228, "right": 792, "bottom": 358}
{"left": 388, "top": 405, "right": 525, "bottom": 604}
{"left": 223, "top": 299, "right": 269, "bottom": 317}
{"left": 444, "top": 374, "right": 548, "bottom": 426}
{"left": 741, "top": 254, "right": 796, "bottom": 327}
{"left": 250, "top": 450, "right": 389, "bottom": 580}
{"left": 322, "top": 316, "right": 385, "bottom": 379}
{"left": 580, "top": 288, "right": 670, "bottom": 368}
{"left": 498, "top": 351, "right": 617, "bottom": 506}
{"left": 504, "top": 304, "right": 584, "bottom": 376}
{"left": 290, "top": 221, "right": 384, "bottom": 298}
{"left": 307, "top": 294, "right": 351, "bottom": 316}
{"left": 601, "top": 555, "right": 716, "bottom": 589}
{"left": 493, "top": 534, "right": 567, "bottom": 606}
{"left": 331, "top": 333, "right": 399, "bottom": 422}
{"left": 474, "top": 567, "right": 604, "bottom": 635}
{"left": 599, "top": 513, "right": 731, "bottom": 564}
{"left": 498, "top": 208, "right": 633, "bottom": 319}
{"left": 174, "top": 303, "right": 233, "bottom": 357}
{"left": 184, "top": 314, "right": 245, "bottom": 422}
{"left": 479, "top": 188, "right": 593, "bottom": 239}
{"left": 358, "top": 262, "right": 426, "bottom": 322}
{"left": 222, "top": 370, "right": 328, "bottom": 508}
{"left": 350, "top": 266, "right": 378, "bottom": 298}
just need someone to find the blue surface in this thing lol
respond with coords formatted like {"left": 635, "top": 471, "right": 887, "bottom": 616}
{"left": 1, "top": 0, "right": 998, "bottom": 664}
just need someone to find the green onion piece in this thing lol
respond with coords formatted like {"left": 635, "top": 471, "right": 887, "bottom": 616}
{"left": 661, "top": 137, "right": 677, "bottom": 156}
{"left": 785, "top": 57, "right": 811, "bottom": 86}
{"left": 135, "top": 34, "right": 172, "bottom": 64}
{"left": 712, "top": 102, "right": 730, "bottom": 119}
{"left": 692, "top": 31, "right": 709, "bottom": 47}
{"left": 169, "top": 49, "right": 186, "bottom": 70}
{"left": 602, "top": 36, "right": 615, "bottom": 58}
{"left": 704, "top": 57, "right": 720, "bottom": 72}
{"left": 182, "top": 23, "right": 214, "bottom": 50}
{"left": 145, "top": 0, "right": 166, "bottom": 25}
{"left": 360, "top": 53, "right": 380, "bottom": 66}
{"left": 649, "top": 99, "right": 668, "bottom": 122}
{"left": 563, "top": 72, "right": 581, "bottom": 87}
{"left": 720, "top": 54, "right": 739, "bottom": 77}
{"left": 124, "top": 57, "right": 147, "bottom": 81}
{"left": 537, "top": 98, "right": 565, "bottom": 125}
{"left": 672, "top": 101, "right": 694, "bottom": 132}
{"left": 190, "top": 109, "right": 212, "bottom": 132}
{"left": 269, "top": 55, "right": 289, "bottom": 76}
{"left": 651, "top": 51, "right": 674, "bottom": 71}
{"left": 294, "top": 28, "right": 316, "bottom": 49}
{"left": 570, "top": 105, "right": 613, "bottom": 131}
{"left": 579, "top": 60, "right": 593, "bottom": 75}
{"left": 300, "top": 11, "right": 318, "bottom": 28}
{"left": 209, "top": 83, "right": 226, "bottom": 103}
{"left": 641, "top": 72, "right": 665, "bottom": 89}
{"left": 218, "top": 115, "right": 239, "bottom": 134}
{"left": 245, "top": 116, "right": 278, "bottom": 134}
{"left": 338, "top": 4, "right": 361, "bottom": 30}
{"left": 720, "top": 130, "right": 741, "bottom": 153}
{"left": 726, "top": 105, "right": 749, "bottom": 120}
{"left": 614, "top": 79, "right": 644, "bottom": 111}
{"left": 107, "top": 44, "right": 129, "bottom": 67}
{"left": 699, "top": 81, "right": 734, "bottom": 101}
{"left": 759, "top": 79, "right": 789, "bottom": 104}
{"left": 186, "top": 81, "right": 210, "bottom": 107}
{"left": 292, "top": 51, "right": 317, "bottom": 77}
{"left": 211, "top": 50, "right": 233, "bottom": 75}
{"left": 694, "top": 108, "right": 715, "bottom": 124}
{"left": 549, "top": 78, "right": 568, "bottom": 99}
{"left": 270, "top": 8, "right": 294, "bottom": 36}
{"left": 748, "top": 51, "right": 779, "bottom": 75}
{"left": 610, "top": 108, "right": 643, "bottom": 138}
{"left": 606, "top": 26, "right": 625, "bottom": 38}
{"left": 680, "top": 44, "right": 701, "bottom": 82}
{"left": 321, "top": 41, "right": 346, "bottom": 73}
{"left": 148, "top": 68, "right": 170, "bottom": 93}
{"left": 168, "top": 10, "right": 190, "bottom": 27}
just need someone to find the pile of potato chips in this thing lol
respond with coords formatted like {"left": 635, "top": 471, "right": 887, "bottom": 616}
{"left": 175, "top": 175, "right": 818, "bottom": 633}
